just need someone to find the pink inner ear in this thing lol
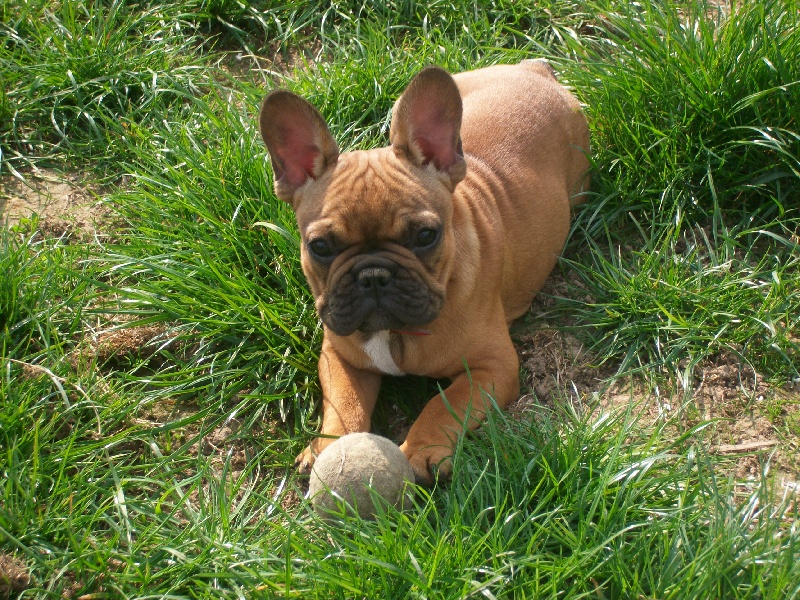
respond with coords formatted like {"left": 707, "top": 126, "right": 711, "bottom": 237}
{"left": 415, "top": 129, "right": 457, "bottom": 170}
{"left": 410, "top": 100, "right": 459, "bottom": 170}
{"left": 276, "top": 140, "right": 320, "bottom": 188}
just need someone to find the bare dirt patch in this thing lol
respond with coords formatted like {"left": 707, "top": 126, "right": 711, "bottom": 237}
{"left": 517, "top": 327, "right": 609, "bottom": 404}
{"left": 515, "top": 272, "right": 800, "bottom": 495}
{"left": 0, "top": 553, "right": 30, "bottom": 596}
{"left": 79, "top": 324, "right": 173, "bottom": 365}
{"left": 218, "top": 38, "right": 323, "bottom": 85}
{"left": 514, "top": 270, "right": 613, "bottom": 409}
{"left": 0, "top": 168, "right": 107, "bottom": 238}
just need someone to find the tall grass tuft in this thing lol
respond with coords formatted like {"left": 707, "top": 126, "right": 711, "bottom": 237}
{"left": 0, "top": 225, "right": 90, "bottom": 359}
{"left": 0, "top": 0, "right": 211, "bottom": 174}
{"left": 94, "top": 84, "right": 320, "bottom": 441}
{"left": 553, "top": 0, "right": 800, "bottom": 379}
{"left": 563, "top": 0, "right": 800, "bottom": 219}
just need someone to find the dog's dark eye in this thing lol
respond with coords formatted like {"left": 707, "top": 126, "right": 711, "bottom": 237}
{"left": 308, "top": 239, "right": 333, "bottom": 258}
{"left": 415, "top": 228, "right": 439, "bottom": 248}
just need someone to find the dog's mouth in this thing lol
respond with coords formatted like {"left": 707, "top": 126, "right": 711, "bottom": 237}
{"left": 318, "top": 257, "right": 444, "bottom": 337}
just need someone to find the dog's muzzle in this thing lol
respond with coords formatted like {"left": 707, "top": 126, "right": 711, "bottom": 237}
{"left": 320, "top": 256, "right": 443, "bottom": 336}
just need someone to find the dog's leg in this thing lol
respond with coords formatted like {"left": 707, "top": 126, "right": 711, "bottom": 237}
{"left": 294, "top": 339, "right": 382, "bottom": 473}
{"left": 400, "top": 334, "right": 520, "bottom": 484}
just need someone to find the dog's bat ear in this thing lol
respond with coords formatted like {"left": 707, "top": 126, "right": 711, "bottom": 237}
{"left": 259, "top": 91, "right": 339, "bottom": 203}
{"left": 390, "top": 66, "right": 466, "bottom": 187}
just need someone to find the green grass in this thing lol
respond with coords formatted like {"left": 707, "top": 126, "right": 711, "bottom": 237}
{"left": 1, "top": 0, "right": 211, "bottom": 174}
{"left": 3, "top": 369, "right": 797, "bottom": 597}
{"left": 554, "top": 0, "right": 800, "bottom": 380}
{"left": 562, "top": 200, "right": 800, "bottom": 377}
{"left": 2, "top": 0, "right": 800, "bottom": 598}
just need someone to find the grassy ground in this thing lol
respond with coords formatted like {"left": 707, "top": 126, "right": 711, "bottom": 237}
{"left": 2, "top": 0, "right": 799, "bottom": 597}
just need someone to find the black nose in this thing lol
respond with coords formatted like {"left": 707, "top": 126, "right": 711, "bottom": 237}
{"left": 357, "top": 266, "right": 393, "bottom": 290}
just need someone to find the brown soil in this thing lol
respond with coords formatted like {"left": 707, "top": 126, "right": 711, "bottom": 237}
{"left": 0, "top": 169, "right": 107, "bottom": 239}
{"left": 515, "top": 272, "right": 800, "bottom": 494}
{"left": 218, "top": 38, "right": 323, "bottom": 85}
{"left": 0, "top": 553, "right": 29, "bottom": 596}
{"left": 73, "top": 324, "right": 175, "bottom": 366}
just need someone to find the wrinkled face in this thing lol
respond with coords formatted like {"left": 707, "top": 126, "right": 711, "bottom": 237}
{"left": 294, "top": 148, "right": 455, "bottom": 336}
{"left": 259, "top": 67, "right": 466, "bottom": 336}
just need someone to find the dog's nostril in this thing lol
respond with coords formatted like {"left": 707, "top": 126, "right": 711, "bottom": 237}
{"left": 357, "top": 267, "right": 392, "bottom": 289}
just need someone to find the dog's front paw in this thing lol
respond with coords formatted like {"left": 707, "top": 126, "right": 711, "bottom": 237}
{"left": 294, "top": 437, "right": 336, "bottom": 474}
{"left": 400, "top": 441, "right": 453, "bottom": 486}
{"left": 294, "top": 445, "right": 316, "bottom": 474}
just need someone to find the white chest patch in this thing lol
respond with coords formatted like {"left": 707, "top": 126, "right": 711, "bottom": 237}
{"left": 362, "top": 331, "right": 404, "bottom": 376}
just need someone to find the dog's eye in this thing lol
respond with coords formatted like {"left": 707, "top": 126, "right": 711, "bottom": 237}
{"left": 308, "top": 239, "right": 333, "bottom": 258}
{"left": 415, "top": 228, "right": 439, "bottom": 248}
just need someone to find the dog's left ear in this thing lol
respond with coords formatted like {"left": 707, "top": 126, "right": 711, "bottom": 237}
{"left": 390, "top": 66, "right": 466, "bottom": 187}
{"left": 259, "top": 90, "right": 339, "bottom": 205}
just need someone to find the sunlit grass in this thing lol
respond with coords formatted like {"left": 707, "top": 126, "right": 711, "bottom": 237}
{"left": 1, "top": 0, "right": 799, "bottom": 597}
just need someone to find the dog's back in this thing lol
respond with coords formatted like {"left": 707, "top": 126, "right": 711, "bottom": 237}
{"left": 453, "top": 60, "right": 590, "bottom": 321}
{"left": 455, "top": 60, "right": 590, "bottom": 201}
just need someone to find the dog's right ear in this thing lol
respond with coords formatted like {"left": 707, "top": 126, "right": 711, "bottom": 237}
{"left": 390, "top": 66, "right": 466, "bottom": 188}
{"left": 259, "top": 91, "right": 339, "bottom": 204}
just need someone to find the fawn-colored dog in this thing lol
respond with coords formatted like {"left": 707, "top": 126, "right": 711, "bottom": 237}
{"left": 259, "top": 60, "right": 590, "bottom": 483}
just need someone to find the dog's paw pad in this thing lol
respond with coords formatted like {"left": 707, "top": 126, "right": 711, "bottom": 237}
{"left": 294, "top": 447, "right": 316, "bottom": 474}
{"left": 404, "top": 448, "right": 452, "bottom": 487}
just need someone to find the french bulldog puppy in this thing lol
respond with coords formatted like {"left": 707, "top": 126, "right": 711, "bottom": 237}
{"left": 259, "top": 60, "right": 590, "bottom": 483}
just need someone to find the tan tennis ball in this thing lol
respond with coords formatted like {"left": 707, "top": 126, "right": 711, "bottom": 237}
{"left": 308, "top": 432, "right": 415, "bottom": 519}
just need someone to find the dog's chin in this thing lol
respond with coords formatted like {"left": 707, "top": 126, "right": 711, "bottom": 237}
{"left": 357, "top": 311, "right": 408, "bottom": 334}
{"left": 323, "top": 309, "right": 437, "bottom": 338}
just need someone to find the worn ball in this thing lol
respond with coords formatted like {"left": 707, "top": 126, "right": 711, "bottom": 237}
{"left": 308, "top": 432, "right": 414, "bottom": 519}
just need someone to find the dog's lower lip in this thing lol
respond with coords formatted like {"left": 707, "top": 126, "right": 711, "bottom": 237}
{"left": 357, "top": 307, "right": 439, "bottom": 334}
{"left": 390, "top": 328, "right": 432, "bottom": 336}
{"left": 357, "top": 317, "right": 400, "bottom": 333}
